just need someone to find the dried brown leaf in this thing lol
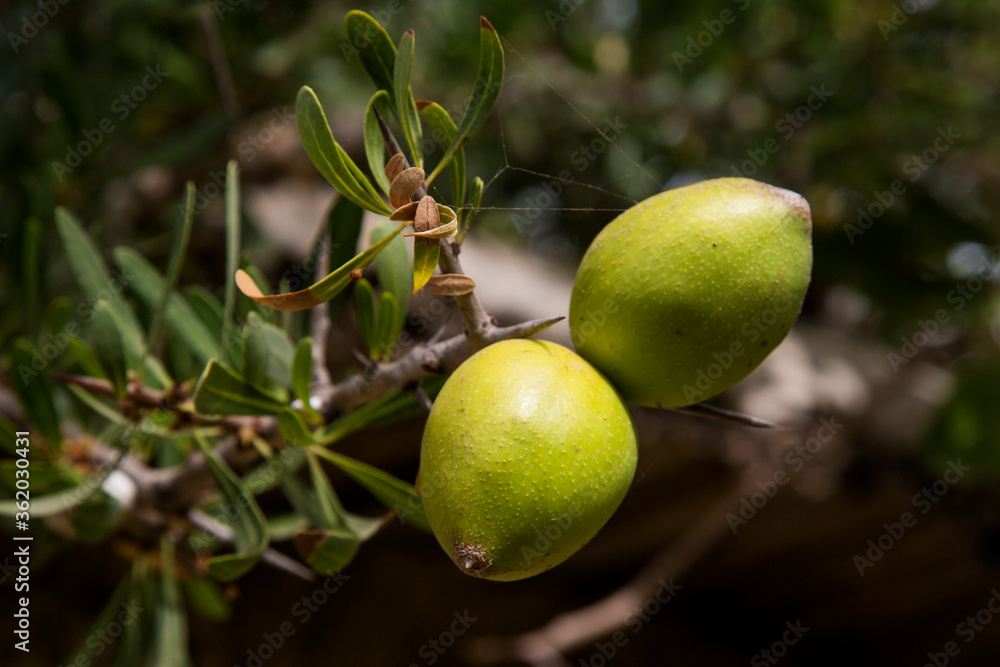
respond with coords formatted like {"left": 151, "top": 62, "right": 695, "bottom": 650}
{"left": 389, "top": 167, "right": 425, "bottom": 209}
{"left": 427, "top": 273, "right": 475, "bottom": 296}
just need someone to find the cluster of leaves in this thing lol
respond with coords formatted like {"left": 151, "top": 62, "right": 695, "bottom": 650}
{"left": 0, "top": 11, "right": 504, "bottom": 663}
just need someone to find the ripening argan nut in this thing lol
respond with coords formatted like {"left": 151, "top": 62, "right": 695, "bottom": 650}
{"left": 418, "top": 339, "right": 637, "bottom": 581}
{"left": 570, "top": 178, "right": 813, "bottom": 408}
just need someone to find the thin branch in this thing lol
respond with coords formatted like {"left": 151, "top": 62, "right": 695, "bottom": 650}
{"left": 375, "top": 110, "right": 493, "bottom": 347}
{"left": 316, "top": 316, "right": 563, "bottom": 416}
{"left": 672, "top": 402, "right": 786, "bottom": 430}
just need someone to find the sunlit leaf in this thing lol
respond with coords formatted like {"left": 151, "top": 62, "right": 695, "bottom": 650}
{"left": 364, "top": 90, "right": 392, "bottom": 194}
{"left": 222, "top": 161, "right": 241, "bottom": 360}
{"left": 371, "top": 219, "right": 410, "bottom": 347}
{"left": 394, "top": 28, "right": 423, "bottom": 167}
{"left": 236, "top": 221, "right": 407, "bottom": 312}
{"left": 412, "top": 239, "right": 439, "bottom": 296}
{"left": 425, "top": 17, "right": 504, "bottom": 187}
{"left": 296, "top": 86, "right": 392, "bottom": 215}
{"left": 417, "top": 100, "right": 465, "bottom": 208}
{"left": 344, "top": 11, "right": 397, "bottom": 100}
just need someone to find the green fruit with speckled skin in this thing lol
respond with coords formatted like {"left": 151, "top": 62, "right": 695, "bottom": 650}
{"left": 418, "top": 339, "right": 637, "bottom": 581}
{"left": 570, "top": 178, "right": 813, "bottom": 408}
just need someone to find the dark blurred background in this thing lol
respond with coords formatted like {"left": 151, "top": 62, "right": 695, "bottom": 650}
{"left": 2, "top": 0, "right": 1000, "bottom": 665}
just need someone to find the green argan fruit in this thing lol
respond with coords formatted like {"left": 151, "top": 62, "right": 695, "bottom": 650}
{"left": 419, "top": 339, "right": 637, "bottom": 581}
{"left": 570, "top": 177, "right": 813, "bottom": 408}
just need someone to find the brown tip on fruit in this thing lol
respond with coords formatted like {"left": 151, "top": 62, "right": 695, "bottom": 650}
{"left": 454, "top": 542, "right": 491, "bottom": 575}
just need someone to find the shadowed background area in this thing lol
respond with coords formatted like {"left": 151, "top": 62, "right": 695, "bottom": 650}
{"left": 2, "top": 0, "right": 1000, "bottom": 665}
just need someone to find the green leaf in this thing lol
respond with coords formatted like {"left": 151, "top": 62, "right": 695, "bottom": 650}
{"left": 293, "top": 528, "right": 360, "bottom": 575}
{"left": 305, "top": 450, "right": 384, "bottom": 540}
{"left": 375, "top": 292, "right": 398, "bottom": 361}
{"left": 242, "top": 312, "right": 294, "bottom": 390}
{"left": 185, "top": 286, "right": 225, "bottom": 340}
{"left": 23, "top": 218, "right": 43, "bottom": 339}
{"left": 183, "top": 577, "right": 231, "bottom": 622}
{"left": 114, "top": 247, "right": 219, "bottom": 366}
{"left": 291, "top": 337, "right": 314, "bottom": 406}
{"left": 0, "top": 450, "right": 123, "bottom": 517}
{"left": 344, "top": 10, "right": 397, "bottom": 100}
{"left": 353, "top": 278, "right": 377, "bottom": 357}
{"left": 55, "top": 208, "right": 170, "bottom": 388}
{"left": 394, "top": 29, "right": 423, "bottom": 168}
{"left": 364, "top": 90, "right": 392, "bottom": 194}
{"left": 412, "top": 239, "right": 440, "bottom": 296}
{"left": 67, "top": 337, "right": 107, "bottom": 379}
{"left": 418, "top": 101, "right": 465, "bottom": 208}
{"left": 236, "top": 221, "right": 407, "bottom": 312}
{"left": 192, "top": 360, "right": 287, "bottom": 416}
{"left": 222, "top": 161, "right": 241, "bottom": 360}
{"left": 323, "top": 196, "right": 366, "bottom": 316}
{"left": 61, "top": 572, "right": 133, "bottom": 667}
{"left": 426, "top": 18, "right": 504, "bottom": 187}
{"left": 152, "top": 538, "right": 189, "bottom": 667}
{"left": 8, "top": 339, "right": 62, "bottom": 450}
{"left": 318, "top": 376, "right": 445, "bottom": 445}
{"left": 296, "top": 86, "right": 392, "bottom": 215}
{"left": 196, "top": 435, "right": 268, "bottom": 580}
{"left": 371, "top": 219, "right": 410, "bottom": 348}
{"left": 458, "top": 176, "right": 484, "bottom": 244}
{"left": 312, "top": 448, "right": 430, "bottom": 532}
{"left": 148, "top": 181, "right": 197, "bottom": 356}
{"left": 278, "top": 409, "right": 314, "bottom": 447}
{"left": 92, "top": 302, "right": 128, "bottom": 398}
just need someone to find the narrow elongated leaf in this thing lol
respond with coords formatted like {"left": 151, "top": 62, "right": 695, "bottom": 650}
{"left": 296, "top": 86, "right": 392, "bottom": 215}
{"left": 192, "top": 360, "right": 286, "bottom": 416}
{"left": 55, "top": 208, "right": 170, "bottom": 388}
{"left": 9, "top": 339, "right": 62, "bottom": 450}
{"left": 371, "top": 220, "right": 410, "bottom": 349}
{"left": 152, "top": 538, "right": 189, "bottom": 667}
{"left": 394, "top": 29, "right": 423, "bottom": 167}
{"left": 323, "top": 196, "right": 366, "bottom": 316}
{"left": 353, "top": 278, "right": 377, "bottom": 357}
{"left": 222, "top": 161, "right": 241, "bottom": 359}
{"left": 411, "top": 239, "right": 439, "bottom": 296}
{"left": 374, "top": 292, "right": 397, "bottom": 360}
{"left": 60, "top": 572, "right": 132, "bottom": 667}
{"left": 278, "top": 409, "right": 314, "bottom": 447}
{"left": 67, "top": 337, "right": 107, "bottom": 379}
{"left": 242, "top": 312, "right": 294, "bottom": 390}
{"left": 344, "top": 11, "right": 397, "bottom": 99}
{"left": 317, "top": 376, "right": 445, "bottom": 445}
{"left": 417, "top": 101, "right": 465, "bottom": 208}
{"left": 236, "top": 221, "right": 407, "bottom": 312}
{"left": 426, "top": 18, "right": 504, "bottom": 186}
{"left": 92, "top": 302, "right": 128, "bottom": 398}
{"left": 114, "top": 247, "right": 219, "bottom": 365}
{"left": 458, "top": 176, "right": 484, "bottom": 244}
{"left": 149, "top": 181, "right": 196, "bottom": 355}
{"left": 196, "top": 435, "right": 268, "bottom": 580}
{"left": 364, "top": 91, "right": 392, "bottom": 194}
{"left": 23, "top": 218, "right": 43, "bottom": 338}
{"left": 185, "top": 286, "right": 224, "bottom": 340}
{"left": 294, "top": 528, "right": 360, "bottom": 575}
{"left": 312, "top": 447, "right": 430, "bottom": 532}
{"left": 291, "top": 337, "right": 313, "bottom": 406}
